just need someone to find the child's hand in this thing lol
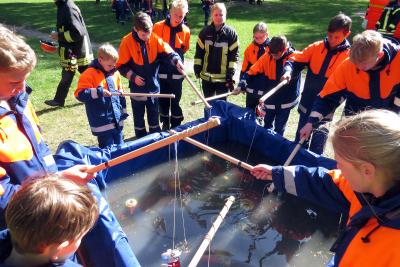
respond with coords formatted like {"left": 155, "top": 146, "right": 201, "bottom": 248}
{"left": 176, "top": 60, "right": 185, "bottom": 74}
{"left": 103, "top": 90, "right": 112, "bottom": 97}
{"left": 134, "top": 75, "right": 145, "bottom": 86}
{"left": 59, "top": 165, "right": 97, "bottom": 185}
{"left": 251, "top": 164, "right": 273, "bottom": 180}
{"left": 300, "top": 122, "right": 313, "bottom": 140}
{"left": 231, "top": 87, "right": 242, "bottom": 95}
{"left": 281, "top": 72, "right": 291, "bottom": 83}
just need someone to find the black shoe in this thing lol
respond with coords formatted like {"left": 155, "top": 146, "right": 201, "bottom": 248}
{"left": 44, "top": 100, "right": 64, "bottom": 107}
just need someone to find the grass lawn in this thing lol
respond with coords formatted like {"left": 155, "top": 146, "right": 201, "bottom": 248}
{"left": 0, "top": 0, "right": 368, "bottom": 155}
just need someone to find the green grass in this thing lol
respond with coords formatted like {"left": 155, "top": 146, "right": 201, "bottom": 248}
{"left": 0, "top": 0, "right": 367, "bottom": 156}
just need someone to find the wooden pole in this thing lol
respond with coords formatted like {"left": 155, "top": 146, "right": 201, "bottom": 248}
{"left": 110, "top": 92, "right": 175, "bottom": 98}
{"left": 190, "top": 92, "right": 233, "bottom": 106}
{"left": 283, "top": 137, "right": 306, "bottom": 166}
{"left": 258, "top": 80, "right": 288, "bottom": 103}
{"left": 268, "top": 137, "right": 306, "bottom": 192}
{"left": 181, "top": 70, "right": 212, "bottom": 109}
{"left": 188, "top": 196, "right": 235, "bottom": 267}
{"left": 170, "top": 130, "right": 253, "bottom": 171}
{"left": 86, "top": 117, "right": 221, "bottom": 173}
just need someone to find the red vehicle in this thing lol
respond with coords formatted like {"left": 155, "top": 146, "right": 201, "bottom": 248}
{"left": 364, "top": 0, "right": 400, "bottom": 39}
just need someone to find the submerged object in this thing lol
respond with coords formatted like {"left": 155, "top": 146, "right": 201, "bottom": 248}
{"left": 161, "top": 249, "right": 181, "bottom": 267}
{"left": 125, "top": 198, "right": 138, "bottom": 215}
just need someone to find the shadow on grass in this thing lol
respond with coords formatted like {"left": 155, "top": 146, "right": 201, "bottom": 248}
{"left": 37, "top": 102, "right": 83, "bottom": 116}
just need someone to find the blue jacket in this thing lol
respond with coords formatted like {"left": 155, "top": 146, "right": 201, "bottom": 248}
{"left": 117, "top": 31, "right": 181, "bottom": 94}
{"left": 241, "top": 44, "right": 301, "bottom": 107}
{"left": 0, "top": 90, "right": 57, "bottom": 228}
{"left": 284, "top": 38, "right": 350, "bottom": 114}
{"left": 75, "top": 59, "right": 128, "bottom": 136}
{"left": 308, "top": 39, "right": 400, "bottom": 125}
{"left": 0, "top": 230, "right": 81, "bottom": 267}
{"left": 271, "top": 165, "right": 400, "bottom": 267}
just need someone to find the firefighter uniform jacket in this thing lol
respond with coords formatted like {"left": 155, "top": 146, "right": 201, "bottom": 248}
{"left": 55, "top": 0, "right": 93, "bottom": 71}
{"left": 0, "top": 90, "right": 57, "bottom": 225}
{"left": 271, "top": 165, "right": 400, "bottom": 267}
{"left": 308, "top": 39, "right": 400, "bottom": 126}
{"left": 284, "top": 38, "right": 351, "bottom": 115}
{"left": 117, "top": 31, "right": 181, "bottom": 93}
{"left": 153, "top": 17, "right": 190, "bottom": 80}
{"left": 75, "top": 59, "right": 128, "bottom": 136}
{"left": 243, "top": 45, "right": 300, "bottom": 108}
{"left": 376, "top": 0, "right": 400, "bottom": 39}
{"left": 194, "top": 23, "right": 239, "bottom": 83}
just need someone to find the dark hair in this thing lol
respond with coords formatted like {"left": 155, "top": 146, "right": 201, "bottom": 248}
{"left": 133, "top": 12, "right": 153, "bottom": 32}
{"left": 269, "top": 35, "right": 287, "bottom": 54}
{"left": 328, "top": 13, "right": 352, "bottom": 33}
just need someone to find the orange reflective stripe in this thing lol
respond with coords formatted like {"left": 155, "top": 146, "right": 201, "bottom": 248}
{"left": 0, "top": 116, "right": 33, "bottom": 162}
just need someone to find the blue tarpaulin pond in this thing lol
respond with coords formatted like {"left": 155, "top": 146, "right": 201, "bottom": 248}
{"left": 54, "top": 101, "right": 338, "bottom": 267}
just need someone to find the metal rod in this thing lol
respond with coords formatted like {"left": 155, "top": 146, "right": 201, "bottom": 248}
{"left": 188, "top": 196, "right": 236, "bottom": 267}
{"left": 86, "top": 117, "right": 221, "bottom": 173}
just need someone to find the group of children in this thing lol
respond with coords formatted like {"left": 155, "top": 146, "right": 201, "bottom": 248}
{"left": 0, "top": 0, "right": 400, "bottom": 266}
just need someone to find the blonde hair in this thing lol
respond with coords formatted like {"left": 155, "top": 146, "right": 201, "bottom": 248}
{"left": 211, "top": 3, "right": 227, "bottom": 15}
{"left": 253, "top": 22, "right": 268, "bottom": 34}
{"left": 170, "top": 0, "right": 188, "bottom": 13}
{"left": 331, "top": 109, "right": 400, "bottom": 182}
{"left": 0, "top": 24, "right": 36, "bottom": 72}
{"left": 98, "top": 43, "right": 119, "bottom": 61}
{"left": 350, "top": 30, "right": 383, "bottom": 64}
{"left": 6, "top": 175, "right": 99, "bottom": 254}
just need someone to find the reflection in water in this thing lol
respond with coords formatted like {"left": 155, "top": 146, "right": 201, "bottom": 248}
{"left": 105, "top": 143, "right": 340, "bottom": 267}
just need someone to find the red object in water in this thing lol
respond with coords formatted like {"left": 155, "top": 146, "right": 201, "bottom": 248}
{"left": 40, "top": 39, "right": 58, "bottom": 53}
{"left": 168, "top": 259, "right": 180, "bottom": 267}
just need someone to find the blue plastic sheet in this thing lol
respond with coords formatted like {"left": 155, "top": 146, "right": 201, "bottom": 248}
{"left": 53, "top": 101, "right": 336, "bottom": 267}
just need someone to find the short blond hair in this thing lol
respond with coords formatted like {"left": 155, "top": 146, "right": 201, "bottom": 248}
{"left": 211, "top": 3, "right": 227, "bottom": 15}
{"left": 331, "top": 109, "right": 400, "bottom": 182}
{"left": 170, "top": 0, "right": 188, "bottom": 13}
{"left": 0, "top": 24, "right": 36, "bottom": 72}
{"left": 350, "top": 30, "right": 383, "bottom": 64}
{"left": 98, "top": 43, "right": 119, "bottom": 61}
{"left": 6, "top": 175, "right": 99, "bottom": 254}
{"left": 253, "top": 22, "right": 268, "bottom": 34}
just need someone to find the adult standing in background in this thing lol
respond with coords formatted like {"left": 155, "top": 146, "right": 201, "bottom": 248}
{"left": 194, "top": 3, "right": 239, "bottom": 100}
{"left": 45, "top": 0, "right": 93, "bottom": 107}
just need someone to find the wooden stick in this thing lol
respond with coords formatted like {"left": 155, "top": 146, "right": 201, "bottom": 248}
{"left": 283, "top": 137, "right": 306, "bottom": 166}
{"left": 170, "top": 130, "right": 253, "bottom": 171}
{"left": 268, "top": 137, "right": 306, "bottom": 192}
{"left": 181, "top": 70, "right": 212, "bottom": 109}
{"left": 190, "top": 92, "right": 233, "bottom": 106}
{"left": 86, "top": 117, "right": 221, "bottom": 173}
{"left": 110, "top": 92, "right": 175, "bottom": 98}
{"left": 188, "top": 196, "right": 235, "bottom": 267}
{"left": 259, "top": 80, "right": 288, "bottom": 103}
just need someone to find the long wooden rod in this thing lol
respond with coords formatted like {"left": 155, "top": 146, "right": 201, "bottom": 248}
{"left": 181, "top": 70, "right": 212, "bottom": 109}
{"left": 259, "top": 80, "right": 288, "bottom": 103}
{"left": 170, "top": 130, "right": 253, "bottom": 171}
{"left": 110, "top": 92, "right": 175, "bottom": 98}
{"left": 188, "top": 196, "right": 236, "bottom": 267}
{"left": 86, "top": 118, "right": 221, "bottom": 173}
{"left": 190, "top": 92, "right": 233, "bottom": 106}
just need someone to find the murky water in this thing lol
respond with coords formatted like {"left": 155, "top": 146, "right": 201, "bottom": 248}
{"left": 105, "top": 143, "right": 339, "bottom": 267}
